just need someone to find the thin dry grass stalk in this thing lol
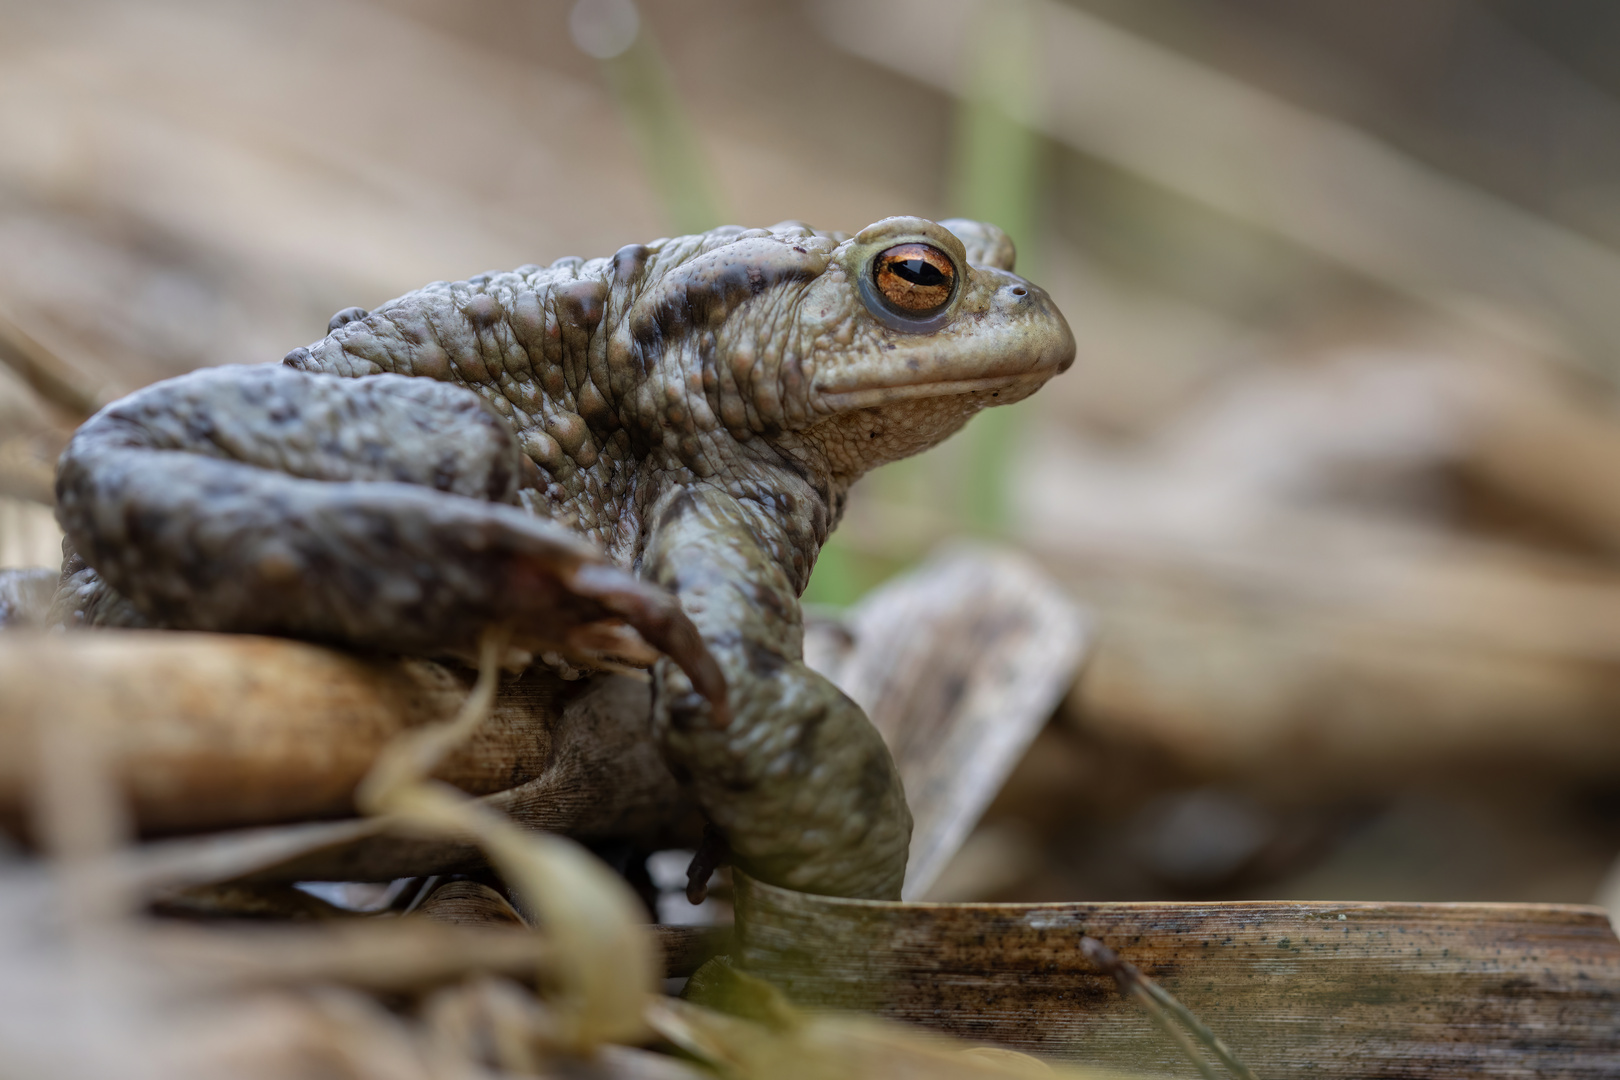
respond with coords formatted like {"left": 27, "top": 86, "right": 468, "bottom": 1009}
{"left": 1080, "top": 936, "right": 1258, "bottom": 1080}
{"left": 0, "top": 307, "right": 106, "bottom": 422}
{"left": 353, "top": 626, "right": 659, "bottom": 1052}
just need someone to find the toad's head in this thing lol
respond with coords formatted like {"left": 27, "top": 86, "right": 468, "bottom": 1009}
{"left": 612, "top": 216, "right": 1074, "bottom": 482}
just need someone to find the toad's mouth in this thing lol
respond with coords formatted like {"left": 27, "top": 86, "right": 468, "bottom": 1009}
{"left": 813, "top": 371, "right": 1047, "bottom": 411}
{"left": 809, "top": 293, "right": 1076, "bottom": 411}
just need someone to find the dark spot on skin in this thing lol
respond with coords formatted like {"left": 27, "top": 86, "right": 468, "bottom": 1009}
{"left": 793, "top": 246, "right": 807, "bottom": 254}
{"left": 855, "top": 748, "right": 896, "bottom": 808}
{"left": 266, "top": 399, "right": 300, "bottom": 425}
{"left": 868, "top": 431, "right": 877, "bottom": 439}
{"left": 555, "top": 280, "right": 608, "bottom": 330}
{"left": 906, "top": 358, "right": 919, "bottom": 371}
{"left": 750, "top": 581, "right": 791, "bottom": 622}
{"left": 465, "top": 294, "right": 500, "bottom": 328}
{"left": 327, "top": 306, "right": 369, "bottom": 333}
{"left": 613, "top": 244, "right": 651, "bottom": 284}
{"left": 743, "top": 639, "right": 785, "bottom": 678}
{"left": 282, "top": 347, "right": 311, "bottom": 368}
{"left": 656, "top": 488, "right": 701, "bottom": 534}
{"left": 636, "top": 239, "right": 825, "bottom": 340}
{"left": 790, "top": 701, "right": 830, "bottom": 771}
{"left": 576, "top": 381, "right": 616, "bottom": 431}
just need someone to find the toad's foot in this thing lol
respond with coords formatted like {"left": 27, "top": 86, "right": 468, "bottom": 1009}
{"left": 655, "top": 656, "right": 911, "bottom": 900}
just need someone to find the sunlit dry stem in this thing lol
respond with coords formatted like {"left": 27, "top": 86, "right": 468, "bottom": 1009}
{"left": 1080, "top": 935, "right": 1260, "bottom": 1080}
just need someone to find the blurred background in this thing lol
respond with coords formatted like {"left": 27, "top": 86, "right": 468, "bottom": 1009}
{"left": 4, "top": 0, "right": 1620, "bottom": 917}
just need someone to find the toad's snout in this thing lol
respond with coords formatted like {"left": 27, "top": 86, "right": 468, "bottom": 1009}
{"left": 991, "top": 273, "right": 1075, "bottom": 378}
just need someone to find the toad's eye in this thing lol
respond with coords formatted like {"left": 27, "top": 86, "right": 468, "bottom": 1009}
{"left": 872, "top": 243, "right": 956, "bottom": 316}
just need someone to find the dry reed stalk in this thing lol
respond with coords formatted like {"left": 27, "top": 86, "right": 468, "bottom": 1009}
{"left": 731, "top": 871, "right": 1620, "bottom": 1078}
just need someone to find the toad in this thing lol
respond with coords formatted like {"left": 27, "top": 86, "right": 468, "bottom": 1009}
{"left": 50, "top": 216, "right": 1074, "bottom": 900}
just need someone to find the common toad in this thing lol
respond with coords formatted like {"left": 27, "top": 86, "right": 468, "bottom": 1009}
{"left": 51, "top": 216, "right": 1074, "bottom": 899}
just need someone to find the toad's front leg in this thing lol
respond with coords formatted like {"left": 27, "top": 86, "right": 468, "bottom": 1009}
{"left": 643, "top": 483, "right": 912, "bottom": 900}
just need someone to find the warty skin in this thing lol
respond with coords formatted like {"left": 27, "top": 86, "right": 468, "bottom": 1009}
{"left": 52, "top": 215, "right": 1075, "bottom": 899}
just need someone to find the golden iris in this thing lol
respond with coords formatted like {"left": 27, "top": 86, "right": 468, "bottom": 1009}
{"left": 871, "top": 243, "right": 955, "bottom": 316}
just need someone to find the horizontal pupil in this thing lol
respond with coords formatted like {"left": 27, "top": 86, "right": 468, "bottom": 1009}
{"left": 891, "top": 258, "right": 946, "bottom": 287}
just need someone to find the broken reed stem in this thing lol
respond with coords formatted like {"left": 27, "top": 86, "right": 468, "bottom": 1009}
{"left": 1080, "top": 935, "right": 1260, "bottom": 1080}
{"left": 353, "top": 626, "right": 657, "bottom": 1053}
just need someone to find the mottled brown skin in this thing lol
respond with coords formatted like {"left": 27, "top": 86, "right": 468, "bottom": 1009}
{"left": 52, "top": 216, "right": 1074, "bottom": 900}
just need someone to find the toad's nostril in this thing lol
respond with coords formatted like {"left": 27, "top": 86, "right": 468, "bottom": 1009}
{"left": 1010, "top": 286, "right": 1027, "bottom": 297}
